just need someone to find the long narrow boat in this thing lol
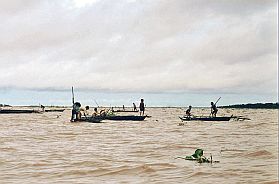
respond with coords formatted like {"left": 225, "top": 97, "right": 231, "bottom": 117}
{"left": 179, "top": 116, "right": 232, "bottom": 121}
{"left": 0, "top": 109, "right": 40, "bottom": 114}
{"left": 74, "top": 116, "right": 102, "bottom": 123}
{"left": 112, "top": 110, "right": 139, "bottom": 113}
{"left": 103, "top": 115, "right": 146, "bottom": 121}
{"left": 75, "top": 115, "right": 146, "bottom": 122}
{"left": 45, "top": 109, "right": 65, "bottom": 112}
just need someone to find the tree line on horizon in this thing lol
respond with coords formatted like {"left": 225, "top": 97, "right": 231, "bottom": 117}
{"left": 220, "top": 103, "right": 279, "bottom": 109}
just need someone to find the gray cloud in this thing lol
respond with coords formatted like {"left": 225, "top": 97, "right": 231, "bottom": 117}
{"left": 0, "top": 0, "right": 277, "bottom": 95}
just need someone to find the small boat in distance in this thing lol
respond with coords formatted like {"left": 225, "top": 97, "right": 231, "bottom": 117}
{"left": 179, "top": 116, "right": 232, "bottom": 122}
{"left": 0, "top": 109, "right": 41, "bottom": 114}
{"left": 112, "top": 110, "right": 139, "bottom": 113}
{"left": 103, "top": 115, "right": 146, "bottom": 121}
{"left": 44, "top": 109, "right": 65, "bottom": 112}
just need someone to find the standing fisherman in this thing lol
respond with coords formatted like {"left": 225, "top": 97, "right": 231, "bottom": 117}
{"left": 139, "top": 99, "right": 145, "bottom": 116}
{"left": 70, "top": 86, "right": 81, "bottom": 122}
{"left": 210, "top": 97, "right": 221, "bottom": 117}
{"left": 211, "top": 102, "right": 218, "bottom": 117}
{"left": 71, "top": 102, "right": 81, "bottom": 121}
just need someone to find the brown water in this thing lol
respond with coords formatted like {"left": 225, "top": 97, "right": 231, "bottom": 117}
{"left": 0, "top": 108, "right": 278, "bottom": 184}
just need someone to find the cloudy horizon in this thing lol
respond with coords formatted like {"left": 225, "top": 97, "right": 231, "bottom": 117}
{"left": 0, "top": 0, "right": 277, "bottom": 106}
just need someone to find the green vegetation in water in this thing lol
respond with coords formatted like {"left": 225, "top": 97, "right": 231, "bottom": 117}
{"left": 175, "top": 149, "right": 219, "bottom": 163}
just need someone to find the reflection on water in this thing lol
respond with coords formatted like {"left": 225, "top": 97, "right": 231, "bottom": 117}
{"left": 0, "top": 108, "right": 278, "bottom": 183}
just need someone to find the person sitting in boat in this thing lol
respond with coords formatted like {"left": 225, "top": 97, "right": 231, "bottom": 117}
{"left": 133, "top": 103, "right": 137, "bottom": 111}
{"left": 185, "top": 105, "right": 192, "bottom": 117}
{"left": 71, "top": 102, "right": 81, "bottom": 122}
{"left": 139, "top": 99, "right": 145, "bottom": 116}
{"left": 80, "top": 106, "right": 90, "bottom": 117}
{"left": 211, "top": 102, "right": 218, "bottom": 117}
{"left": 92, "top": 107, "right": 98, "bottom": 117}
{"left": 100, "top": 108, "right": 107, "bottom": 116}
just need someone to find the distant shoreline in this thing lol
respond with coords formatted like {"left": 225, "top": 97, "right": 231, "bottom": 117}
{"left": 219, "top": 103, "right": 279, "bottom": 109}
{"left": 1, "top": 103, "right": 279, "bottom": 109}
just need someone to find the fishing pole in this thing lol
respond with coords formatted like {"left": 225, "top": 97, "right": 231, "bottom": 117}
{"left": 94, "top": 100, "right": 99, "bottom": 107}
{"left": 72, "top": 86, "right": 75, "bottom": 105}
{"left": 214, "top": 97, "right": 221, "bottom": 105}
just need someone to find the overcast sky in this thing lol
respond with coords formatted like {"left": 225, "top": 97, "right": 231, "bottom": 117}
{"left": 0, "top": 0, "right": 277, "bottom": 106}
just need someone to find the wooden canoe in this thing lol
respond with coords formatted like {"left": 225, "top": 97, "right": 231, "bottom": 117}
{"left": 103, "top": 115, "right": 146, "bottom": 121}
{"left": 0, "top": 109, "right": 40, "bottom": 114}
{"left": 74, "top": 116, "right": 102, "bottom": 123}
{"left": 179, "top": 116, "right": 232, "bottom": 121}
{"left": 112, "top": 110, "right": 139, "bottom": 113}
{"left": 45, "top": 109, "right": 65, "bottom": 112}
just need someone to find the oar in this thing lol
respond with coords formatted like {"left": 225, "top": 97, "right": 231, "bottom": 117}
{"left": 70, "top": 86, "right": 75, "bottom": 122}
{"left": 214, "top": 97, "right": 221, "bottom": 105}
{"left": 94, "top": 100, "right": 99, "bottom": 107}
{"left": 72, "top": 86, "right": 75, "bottom": 105}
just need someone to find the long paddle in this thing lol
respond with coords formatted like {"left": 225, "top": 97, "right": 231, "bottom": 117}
{"left": 71, "top": 86, "right": 75, "bottom": 122}
{"left": 214, "top": 97, "right": 221, "bottom": 105}
{"left": 72, "top": 86, "right": 75, "bottom": 105}
{"left": 94, "top": 100, "right": 99, "bottom": 107}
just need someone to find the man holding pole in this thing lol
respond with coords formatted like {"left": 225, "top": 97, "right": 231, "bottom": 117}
{"left": 211, "top": 102, "right": 218, "bottom": 117}
{"left": 210, "top": 97, "right": 220, "bottom": 117}
{"left": 70, "top": 86, "right": 81, "bottom": 122}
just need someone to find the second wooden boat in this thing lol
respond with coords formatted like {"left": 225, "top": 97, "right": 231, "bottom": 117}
{"left": 0, "top": 109, "right": 40, "bottom": 114}
{"left": 74, "top": 116, "right": 102, "bottom": 123}
{"left": 45, "top": 109, "right": 65, "bottom": 112}
{"left": 103, "top": 115, "right": 146, "bottom": 121}
{"left": 179, "top": 116, "right": 232, "bottom": 121}
{"left": 112, "top": 110, "right": 139, "bottom": 113}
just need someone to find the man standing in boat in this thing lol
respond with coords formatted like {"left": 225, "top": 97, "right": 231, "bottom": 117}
{"left": 139, "top": 99, "right": 145, "bottom": 116}
{"left": 71, "top": 102, "right": 81, "bottom": 122}
{"left": 40, "top": 105, "right": 45, "bottom": 112}
{"left": 211, "top": 102, "right": 218, "bottom": 117}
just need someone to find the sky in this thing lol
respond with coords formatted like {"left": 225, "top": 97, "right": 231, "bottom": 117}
{"left": 0, "top": 0, "right": 277, "bottom": 107}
